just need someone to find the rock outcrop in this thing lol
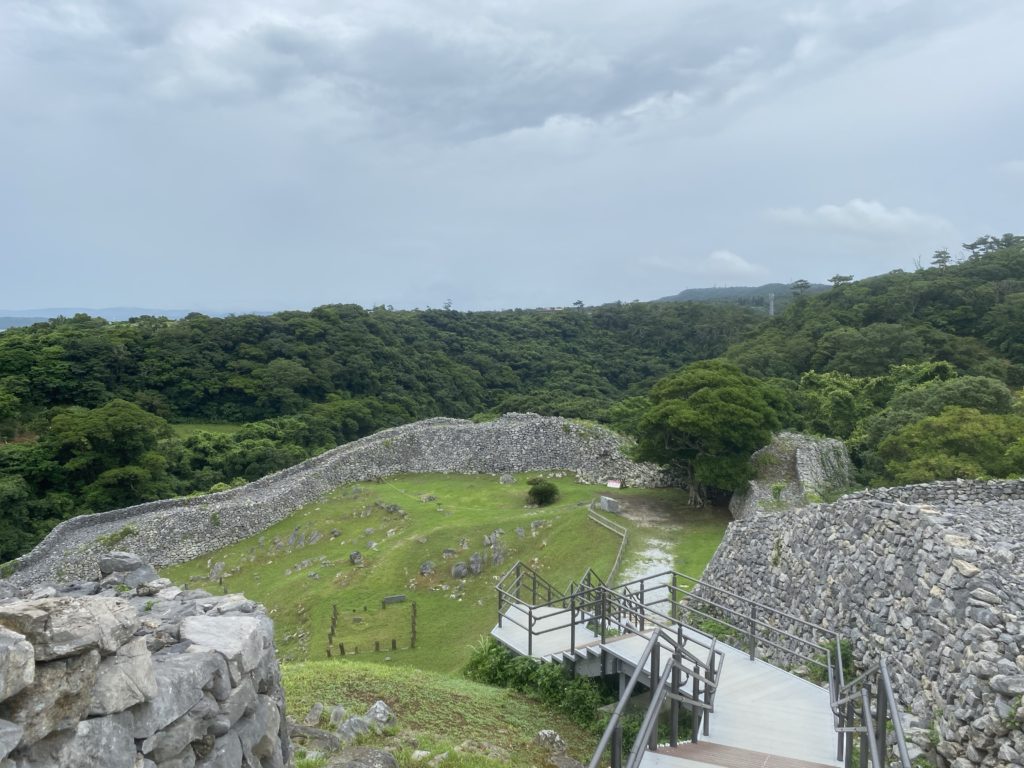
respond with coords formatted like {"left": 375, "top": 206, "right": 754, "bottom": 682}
{"left": 729, "top": 431, "right": 853, "bottom": 520}
{"left": 3, "top": 414, "right": 671, "bottom": 587}
{"left": 700, "top": 479, "right": 1024, "bottom": 767}
{"left": 0, "top": 553, "right": 289, "bottom": 767}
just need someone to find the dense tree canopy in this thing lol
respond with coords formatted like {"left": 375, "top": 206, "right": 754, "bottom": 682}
{"left": 1, "top": 235, "right": 1023, "bottom": 561}
{"left": 631, "top": 361, "right": 789, "bottom": 504}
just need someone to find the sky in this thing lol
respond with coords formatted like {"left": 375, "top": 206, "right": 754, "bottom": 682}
{"left": 1, "top": 0, "right": 1022, "bottom": 313}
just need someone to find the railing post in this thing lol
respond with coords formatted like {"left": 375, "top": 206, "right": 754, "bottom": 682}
{"left": 844, "top": 700, "right": 855, "bottom": 768}
{"left": 612, "top": 722, "right": 623, "bottom": 768}
{"left": 498, "top": 589, "right": 503, "bottom": 628}
{"left": 704, "top": 651, "right": 714, "bottom": 737}
{"left": 748, "top": 604, "right": 758, "bottom": 661}
{"left": 528, "top": 607, "right": 534, "bottom": 657}
{"left": 859, "top": 731, "right": 868, "bottom": 768}
{"left": 670, "top": 647, "right": 681, "bottom": 747}
{"left": 874, "top": 672, "right": 888, "bottom": 762}
{"left": 532, "top": 571, "right": 537, "bottom": 605}
{"left": 671, "top": 572, "right": 678, "bottom": 620}
{"left": 601, "top": 589, "right": 608, "bottom": 644}
{"left": 570, "top": 591, "right": 577, "bottom": 655}
{"left": 639, "top": 579, "right": 646, "bottom": 632}
{"left": 547, "top": 583, "right": 551, "bottom": 604}
{"left": 648, "top": 642, "right": 660, "bottom": 753}
{"left": 515, "top": 562, "right": 522, "bottom": 601}
{"left": 691, "top": 663, "right": 700, "bottom": 743}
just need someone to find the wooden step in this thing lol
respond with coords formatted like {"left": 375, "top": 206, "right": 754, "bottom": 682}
{"left": 652, "top": 742, "right": 837, "bottom": 768}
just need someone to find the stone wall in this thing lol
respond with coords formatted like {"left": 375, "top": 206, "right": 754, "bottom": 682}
{"left": 3, "top": 414, "right": 671, "bottom": 587}
{"left": 0, "top": 553, "right": 289, "bottom": 768}
{"left": 728, "top": 431, "right": 853, "bottom": 520}
{"left": 700, "top": 479, "right": 1024, "bottom": 767}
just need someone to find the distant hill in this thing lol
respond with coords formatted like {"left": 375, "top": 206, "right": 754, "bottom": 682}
{"left": 657, "top": 283, "right": 830, "bottom": 313}
{"left": 0, "top": 307, "right": 275, "bottom": 323}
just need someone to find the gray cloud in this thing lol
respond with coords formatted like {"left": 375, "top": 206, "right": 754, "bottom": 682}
{"left": 0, "top": 1, "right": 1021, "bottom": 311}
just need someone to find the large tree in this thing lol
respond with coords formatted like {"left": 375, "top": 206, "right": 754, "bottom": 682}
{"left": 632, "top": 361, "right": 789, "bottom": 504}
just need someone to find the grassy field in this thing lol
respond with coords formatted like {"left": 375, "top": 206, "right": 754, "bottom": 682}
{"left": 285, "top": 659, "right": 599, "bottom": 767}
{"left": 169, "top": 422, "right": 243, "bottom": 438}
{"left": 161, "top": 473, "right": 728, "bottom": 673}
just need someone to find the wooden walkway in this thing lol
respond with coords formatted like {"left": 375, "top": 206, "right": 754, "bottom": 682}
{"left": 491, "top": 604, "right": 840, "bottom": 768}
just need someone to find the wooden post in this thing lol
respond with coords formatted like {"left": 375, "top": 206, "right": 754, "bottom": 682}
{"left": 339, "top": 643, "right": 346, "bottom": 656}
{"left": 391, "top": 638, "right": 397, "bottom": 651}
{"left": 326, "top": 648, "right": 332, "bottom": 658}
{"left": 374, "top": 640, "right": 380, "bottom": 653}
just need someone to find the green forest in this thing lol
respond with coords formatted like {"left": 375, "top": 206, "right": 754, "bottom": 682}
{"left": 1, "top": 233, "right": 1022, "bottom": 561}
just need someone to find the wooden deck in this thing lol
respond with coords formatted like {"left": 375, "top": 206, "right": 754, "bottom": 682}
{"left": 491, "top": 603, "right": 841, "bottom": 768}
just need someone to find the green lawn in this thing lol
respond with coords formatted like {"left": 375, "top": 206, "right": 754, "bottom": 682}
{"left": 169, "top": 422, "right": 242, "bottom": 438}
{"left": 161, "top": 474, "right": 727, "bottom": 673}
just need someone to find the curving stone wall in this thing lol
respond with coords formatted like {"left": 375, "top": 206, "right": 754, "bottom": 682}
{"left": 2, "top": 414, "right": 671, "bottom": 587}
{"left": 728, "top": 431, "right": 853, "bottom": 520}
{"left": 699, "top": 479, "right": 1024, "bottom": 767}
{"left": 0, "top": 553, "right": 289, "bottom": 768}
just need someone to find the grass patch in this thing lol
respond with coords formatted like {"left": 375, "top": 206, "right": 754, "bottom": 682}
{"left": 284, "top": 658, "right": 597, "bottom": 767}
{"left": 161, "top": 473, "right": 710, "bottom": 673}
{"left": 169, "top": 422, "right": 243, "bottom": 438}
{"left": 95, "top": 525, "right": 138, "bottom": 549}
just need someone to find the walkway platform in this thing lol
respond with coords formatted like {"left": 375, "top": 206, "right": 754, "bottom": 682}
{"left": 491, "top": 603, "right": 840, "bottom": 768}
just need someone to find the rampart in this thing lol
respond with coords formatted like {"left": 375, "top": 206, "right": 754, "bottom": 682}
{"left": 699, "top": 479, "right": 1024, "bottom": 767}
{"left": 3, "top": 414, "right": 670, "bottom": 587}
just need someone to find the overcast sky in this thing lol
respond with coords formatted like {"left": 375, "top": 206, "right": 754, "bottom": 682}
{"left": 2, "top": 1, "right": 1022, "bottom": 313}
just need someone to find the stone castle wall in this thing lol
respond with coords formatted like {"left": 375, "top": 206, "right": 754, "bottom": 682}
{"left": 700, "top": 479, "right": 1024, "bottom": 767}
{"left": 0, "top": 554, "right": 289, "bottom": 768}
{"left": 3, "top": 414, "right": 671, "bottom": 587}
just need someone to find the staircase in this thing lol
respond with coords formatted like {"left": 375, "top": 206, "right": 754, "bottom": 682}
{"left": 490, "top": 563, "right": 912, "bottom": 768}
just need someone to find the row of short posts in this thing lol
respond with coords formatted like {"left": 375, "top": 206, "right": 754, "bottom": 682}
{"left": 325, "top": 602, "right": 417, "bottom": 657}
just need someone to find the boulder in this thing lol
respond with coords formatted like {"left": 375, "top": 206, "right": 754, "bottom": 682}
{"left": 179, "top": 615, "right": 265, "bottom": 686}
{"left": 99, "top": 552, "right": 145, "bottom": 575}
{"left": 0, "top": 628, "right": 34, "bottom": 704}
{"left": 0, "top": 597, "right": 138, "bottom": 661}
{"left": 365, "top": 701, "right": 394, "bottom": 729}
{"left": 327, "top": 746, "right": 399, "bottom": 768}
{"left": 89, "top": 636, "right": 157, "bottom": 716}
{"left": 131, "top": 652, "right": 223, "bottom": 739}
{"left": 0, "top": 649, "right": 101, "bottom": 748}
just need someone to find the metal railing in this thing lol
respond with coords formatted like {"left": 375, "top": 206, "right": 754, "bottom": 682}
{"left": 494, "top": 563, "right": 912, "bottom": 767}
{"left": 833, "top": 658, "right": 912, "bottom": 767}
{"left": 586, "top": 505, "right": 629, "bottom": 583}
{"left": 587, "top": 626, "right": 723, "bottom": 768}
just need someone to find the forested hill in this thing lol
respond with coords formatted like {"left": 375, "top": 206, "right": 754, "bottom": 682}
{"left": 725, "top": 238, "right": 1024, "bottom": 381}
{"left": 0, "top": 301, "right": 758, "bottom": 560}
{"left": 2, "top": 234, "right": 1023, "bottom": 562}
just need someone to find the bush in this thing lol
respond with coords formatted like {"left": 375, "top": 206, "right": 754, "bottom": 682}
{"left": 527, "top": 479, "right": 559, "bottom": 506}
{"left": 464, "top": 638, "right": 609, "bottom": 730}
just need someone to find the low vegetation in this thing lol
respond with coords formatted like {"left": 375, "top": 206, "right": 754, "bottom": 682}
{"left": 285, "top": 658, "right": 598, "bottom": 768}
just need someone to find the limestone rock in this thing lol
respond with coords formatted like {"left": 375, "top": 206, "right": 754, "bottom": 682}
{"left": 89, "top": 636, "right": 157, "bottom": 716}
{"left": 0, "top": 628, "right": 34, "bottom": 704}
{"left": 0, "top": 649, "right": 100, "bottom": 748}
{"left": 179, "top": 615, "right": 265, "bottom": 686}
{"left": 365, "top": 700, "right": 395, "bottom": 729}
{"left": 288, "top": 721, "right": 341, "bottom": 752}
{"left": 195, "top": 731, "right": 242, "bottom": 768}
{"left": 535, "top": 729, "right": 567, "bottom": 753}
{"left": 99, "top": 552, "right": 145, "bottom": 575}
{"left": 0, "top": 597, "right": 138, "bottom": 661}
{"left": 729, "top": 431, "right": 853, "bottom": 520}
{"left": 327, "top": 746, "right": 399, "bottom": 768}
{"left": 131, "top": 652, "right": 222, "bottom": 739}
{"left": 0, "top": 720, "right": 22, "bottom": 761}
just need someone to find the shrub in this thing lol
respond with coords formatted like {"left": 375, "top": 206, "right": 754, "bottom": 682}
{"left": 527, "top": 480, "right": 559, "bottom": 506}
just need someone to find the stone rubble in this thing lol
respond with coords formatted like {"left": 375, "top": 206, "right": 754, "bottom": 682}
{"left": 3, "top": 414, "right": 672, "bottom": 587}
{"left": 0, "top": 553, "right": 289, "bottom": 768}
